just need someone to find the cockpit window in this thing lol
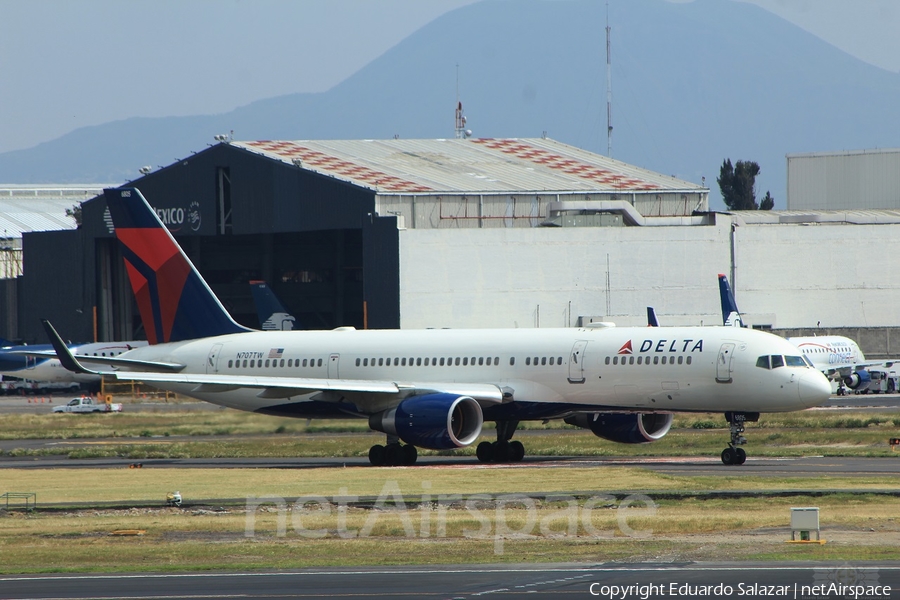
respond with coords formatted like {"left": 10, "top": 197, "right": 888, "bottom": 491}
{"left": 784, "top": 355, "right": 806, "bottom": 367}
{"left": 756, "top": 356, "right": 770, "bottom": 369}
{"left": 771, "top": 355, "right": 785, "bottom": 369}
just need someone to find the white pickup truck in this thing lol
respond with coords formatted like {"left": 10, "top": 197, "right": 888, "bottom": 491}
{"left": 53, "top": 396, "right": 123, "bottom": 414}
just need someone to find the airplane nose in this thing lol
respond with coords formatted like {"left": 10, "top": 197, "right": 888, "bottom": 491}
{"left": 798, "top": 371, "right": 832, "bottom": 407}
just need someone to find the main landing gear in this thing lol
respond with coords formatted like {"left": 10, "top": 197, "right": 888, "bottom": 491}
{"left": 720, "top": 411, "right": 758, "bottom": 465}
{"left": 476, "top": 420, "right": 525, "bottom": 463}
{"left": 368, "top": 435, "right": 417, "bottom": 466}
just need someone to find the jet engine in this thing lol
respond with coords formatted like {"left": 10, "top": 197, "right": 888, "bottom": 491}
{"left": 843, "top": 369, "right": 871, "bottom": 390}
{"left": 369, "top": 393, "right": 483, "bottom": 450}
{"left": 564, "top": 412, "right": 673, "bottom": 444}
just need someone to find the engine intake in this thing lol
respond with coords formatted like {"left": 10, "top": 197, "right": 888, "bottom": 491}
{"left": 564, "top": 412, "right": 673, "bottom": 444}
{"left": 369, "top": 393, "right": 483, "bottom": 450}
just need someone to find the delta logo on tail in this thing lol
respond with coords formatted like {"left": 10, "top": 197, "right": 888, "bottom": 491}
{"left": 105, "top": 188, "right": 248, "bottom": 344}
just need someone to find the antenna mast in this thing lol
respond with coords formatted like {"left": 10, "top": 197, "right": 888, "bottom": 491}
{"left": 455, "top": 64, "right": 471, "bottom": 139}
{"left": 606, "top": 3, "right": 612, "bottom": 157}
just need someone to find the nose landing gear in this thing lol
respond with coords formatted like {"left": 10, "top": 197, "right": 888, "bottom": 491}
{"left": 721, "top": 411, "right": 758, "bottom": 465}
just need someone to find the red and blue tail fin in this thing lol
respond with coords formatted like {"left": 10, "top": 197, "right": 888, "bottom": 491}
{"left": 105, "top": 188, "right": 250, "bottom": 344}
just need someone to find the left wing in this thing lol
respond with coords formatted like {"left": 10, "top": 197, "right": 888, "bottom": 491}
{"left": 41, "top": 320, "right": 504, "bottom": 405}
{"left": 111, "top": 371, "right": 504, "bottom": 403}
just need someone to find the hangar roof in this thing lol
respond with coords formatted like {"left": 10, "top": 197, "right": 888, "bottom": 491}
{"left": 0, "top": 185, "right": 113, "bottom": 238}
{"left": 234, "top": 138, "right": 705, "bottom": 195}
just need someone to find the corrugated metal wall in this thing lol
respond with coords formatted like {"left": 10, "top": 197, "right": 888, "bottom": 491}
{"left": 788, "top": 150, "right": 900, "bottom": 210}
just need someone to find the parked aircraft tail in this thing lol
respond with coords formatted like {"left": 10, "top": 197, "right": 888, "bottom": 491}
{"left": 718, "top": 274, "right": 745, "bottom": 328}
{"left": 104, "top": 188, "right": 250, "bottom": 344}
{"left": 250, "top": 280, "right": 297, "bottom": 331}
{"left": 646, "top": 307, "right": 659, "bottom": 327}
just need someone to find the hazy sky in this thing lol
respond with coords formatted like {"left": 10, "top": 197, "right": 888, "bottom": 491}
{"left": 1, "top": 0, "right": 897, "bottom": 154}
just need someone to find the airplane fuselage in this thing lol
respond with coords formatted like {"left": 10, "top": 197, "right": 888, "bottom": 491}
{"left": 115, "top": 325, "right": 830, "bottom": 419}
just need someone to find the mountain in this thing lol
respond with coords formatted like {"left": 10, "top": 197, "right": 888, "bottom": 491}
{"left": 2, "top": 0, "right": 899, "bottom": 211}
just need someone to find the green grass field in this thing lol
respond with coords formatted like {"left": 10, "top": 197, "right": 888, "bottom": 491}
{"left": 2, "top": 406, "right": 900, "bottom": 572}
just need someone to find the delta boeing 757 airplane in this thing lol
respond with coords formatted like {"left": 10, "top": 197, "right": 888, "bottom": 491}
{"left": 42, "top": 188, "right": 832, "bottom": 466}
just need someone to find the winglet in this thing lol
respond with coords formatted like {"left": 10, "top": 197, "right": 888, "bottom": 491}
{"left": 41, "top": 320, "right": 101, "bottom": 375}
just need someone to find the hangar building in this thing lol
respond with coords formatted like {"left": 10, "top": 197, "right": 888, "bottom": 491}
{"left": 12, "top": 138, "right": 900, "bottom": 358}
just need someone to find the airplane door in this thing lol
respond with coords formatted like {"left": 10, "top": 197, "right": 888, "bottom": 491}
{"left": 568, "top": 341, "right": 588, "bottom": 384}
{"left": 328, "top": 354, "right": 340, "bottom": 378}
{"left": 716, "top": 343, "right": 735, "bottom": 383}
{"left": 25, "top": 356, "right": 36, "bottom": 370}
{"left": 206, "top": 343, "right": 224, "bottom": 374}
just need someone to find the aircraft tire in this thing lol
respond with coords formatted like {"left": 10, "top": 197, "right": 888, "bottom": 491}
{"left": 384, "top": 443, "right": 403, "bottom": 466}
{"left": 493, "top": 440, "right": 510, "bottom": 462}
{"left": 402, "top": 444, "right": 418, "bottom": 466}
{"left": 721, "top": 447, "right": 736, "bottom": 465}
{"left": 509, "top": 440, "right": 525, "bottom": 462}
{"left": 476, "top": 441, "right": 493, "bottom": 463}
{"left": 735, "top": 448, "right": 747, "bottom": 465}
{"left": 368, "top": 444, "right": 386, "bottom": 466}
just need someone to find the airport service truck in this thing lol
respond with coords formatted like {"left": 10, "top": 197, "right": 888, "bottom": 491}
{"left": 53, "top": 397, "right": 123, "bottom": 414}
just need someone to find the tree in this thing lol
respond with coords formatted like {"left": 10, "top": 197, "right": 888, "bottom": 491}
{"left": 717, "top": 159, "right": 774, "bottom": 211}
{"left": 65, "top": 203, "right": 82, "bottom": 226}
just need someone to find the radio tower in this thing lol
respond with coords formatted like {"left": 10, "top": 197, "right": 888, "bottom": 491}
{"left": 606, "top": 3, "right": 613, "bottom": 157}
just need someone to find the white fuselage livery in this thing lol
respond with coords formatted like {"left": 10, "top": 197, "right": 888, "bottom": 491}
{"left": 1, "top": 341, "right": 148, "bottom": 383}
{"left": 109, "top": 324, "right": 831, "bottom": 417}
{"left": 788, "top": 336, "right": 865, "bottom": 374}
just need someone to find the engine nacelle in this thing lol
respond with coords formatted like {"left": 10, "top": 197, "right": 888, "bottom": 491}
{"left": 564, "top": 412, "right": 674, "bottom": 444}
{"left": 843, "top": 369, "right": 871, "bottom": 390}
{"left": 369, "top": 393, "right": 483, "bottom": 450}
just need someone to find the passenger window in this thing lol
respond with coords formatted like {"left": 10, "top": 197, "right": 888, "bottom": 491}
{"left": 243, "top": 360, "right": 248, "bottom": 368}
{"left": 686, "top": 356, "right": 692, "bottom": 365}
{"left": 402, "top": 358, "right": 407, "bottom": 366}
{"left": 629, "top": 356, "right": 635, "bottom": 365}
{"left": 356, "top": 358, "right": 361, "bottom": 366}
{"left": 661, "top": 356, "right": 667, "bottom": 365}
{"left": 228, "top": 360, "right": 233, "bottom": 368}
{"left": 526, "top": 357, "right": 531, "bottom": 366}
{"left": 541, "top": 357, "right": 547, "bottom": 366}
{"left": 416, "top": 358, "right": 422, "bottom": 366}
{"left": 677, "top": 356, "right": 683, "bottom": 365}
{"left": 440, "top": 358, "right": 445, "bottom": 366}
{"left": 265, "top": 360, "right": 270, "bottom": 367}
{"left": 613, "top": 356, "right": 618, "bottom": 365}
{"left": 463, "top": 357, "right": 468, "bottom": 366}
{"left": 510, "top": 357, "right": 516, "bottom": 366}
{"left": 250, "top": 360, "right": 256, "bottom": 368}
{"left": 303, "top": 359, "right": 308, "bottom": 367}
{"left": 637, "top": 356, "right": 642, "bottom": 365}
{"left": 455, "top": 357, "right": 460, "bottom": 366}
{"left": 378, "top": 358, "right": 384, "bottom": 366}
{"left": 494, "top": 357, "right": 499, "bottom": 365}
{"left": 653, "top": 356, "right": 659, "bottom": 365}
